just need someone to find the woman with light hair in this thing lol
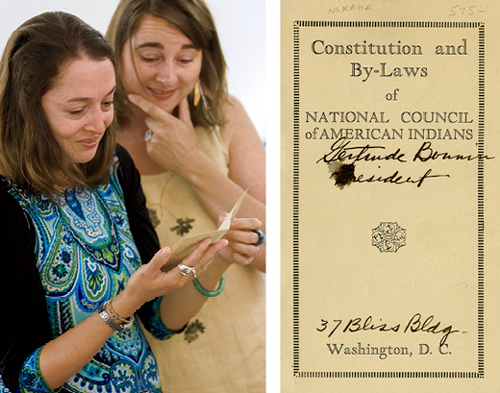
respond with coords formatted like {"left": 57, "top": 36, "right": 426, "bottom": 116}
{"left": 106, "top": 0, "right": 266, "bottom": 391}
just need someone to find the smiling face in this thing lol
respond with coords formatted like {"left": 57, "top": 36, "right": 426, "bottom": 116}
{"left": 41, "top": 56, "right": 116, "bottom": 164}
{"left": 120, "top": 14, "right": 202, "bottom": 115}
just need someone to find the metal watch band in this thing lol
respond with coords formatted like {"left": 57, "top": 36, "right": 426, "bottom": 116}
{"left": 98, "top": 305, "right": 133, "bottom": 333}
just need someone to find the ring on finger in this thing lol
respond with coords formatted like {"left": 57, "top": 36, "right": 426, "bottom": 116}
{"left": 178, "top": 263, "right": 197, "bottom": 279}
{"left": 252, "top": 229, "right": 265, "bottom": 246}
{"left": 145, "top": 129, "right": 153, "bottom": 142}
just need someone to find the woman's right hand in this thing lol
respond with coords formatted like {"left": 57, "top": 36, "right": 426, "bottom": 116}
{"left": 128, "top": 93, "right": 201, "bottom": 175}
{"left": 123, "top": 237, "right": 228, "bottom": 312}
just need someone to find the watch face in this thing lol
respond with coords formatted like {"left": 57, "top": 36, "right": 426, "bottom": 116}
{"left": 121, "top": 321, "right": 133, "bottom": 332}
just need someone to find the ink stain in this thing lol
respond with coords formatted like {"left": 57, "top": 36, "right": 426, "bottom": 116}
{"left": 327, "top": 162, "right": 356, "bottom": 189}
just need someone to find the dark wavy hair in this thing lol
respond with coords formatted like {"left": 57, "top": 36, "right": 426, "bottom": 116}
{"left": 106, "top": 0, "right": 228, "bottom": 129}
{"left": 0, "top": 11, "right": 116, "bottom": 197}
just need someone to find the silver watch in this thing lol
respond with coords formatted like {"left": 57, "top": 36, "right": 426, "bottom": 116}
{"left": 98, "top": 304, "right": 134, "bottom": 333}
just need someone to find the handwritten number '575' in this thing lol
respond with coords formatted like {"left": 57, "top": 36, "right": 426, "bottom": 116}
{"left": 449, "top": 5, "right": 488, "bottom": 16}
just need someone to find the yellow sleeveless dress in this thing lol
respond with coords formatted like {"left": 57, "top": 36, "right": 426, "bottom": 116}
{"left": 140, "top": 125, "right": 266, "bottom": 393}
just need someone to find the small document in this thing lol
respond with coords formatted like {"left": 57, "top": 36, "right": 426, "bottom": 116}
{"left": 281, "top": 0, "right": 500, "bottom": 391}
{"left": 162, "top": 190, "right": 247, "bottom": 269}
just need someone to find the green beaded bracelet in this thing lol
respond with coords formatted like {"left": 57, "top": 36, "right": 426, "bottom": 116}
{"left": 192, "top": 274, "right": 225, "bottom": 297}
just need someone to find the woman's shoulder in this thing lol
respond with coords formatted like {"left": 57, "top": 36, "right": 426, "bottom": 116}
{"left": 0, "top": 177, "right": 24, "bottom": 213}
{"left": 219, "top": 94, "right": 263, "bottom": 154}
{"left": 223, "top": 94, "right": 245, "bottom": 122}
{"left": 0, "top": 180, "right": 19, "bottom": 206}
{"left": 220, "top": 94, "right": 258, "bottom": 146}
{"left": 0, "top": 179, "right": 34, "bottom": 250}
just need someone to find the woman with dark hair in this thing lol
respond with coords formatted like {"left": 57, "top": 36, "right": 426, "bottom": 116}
{"left": 106, "top": 0, "right": 266, "bottom": 391}
{"left": 0, "top": 11, "right": 230, "bottom": 393}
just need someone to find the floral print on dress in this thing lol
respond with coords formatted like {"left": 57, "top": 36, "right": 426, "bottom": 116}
{"left": 184, "top": 319, "right": 205, "bottom": 343}
{"left": 171, "top": 217, "right": 195, "bottom": 236}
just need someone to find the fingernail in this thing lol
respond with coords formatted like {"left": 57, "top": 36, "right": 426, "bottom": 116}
{"left": 127, "top": 94, "right": 137, "bottom": 102}
{"left": 157, "top": 247, "right": 170, "bottom": 255}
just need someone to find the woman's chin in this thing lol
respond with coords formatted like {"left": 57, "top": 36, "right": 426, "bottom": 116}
{"left": 69, "top": 148, "right": 99, "bottom": 165}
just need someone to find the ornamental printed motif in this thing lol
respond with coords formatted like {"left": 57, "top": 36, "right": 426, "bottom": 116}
{"left": 372, "top": 222, "right": 406, "bottom": 253}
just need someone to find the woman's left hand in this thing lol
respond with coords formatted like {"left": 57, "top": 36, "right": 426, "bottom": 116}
{"left": 218, "top": 213, "right": 264, "bottom": 266}
{"left": 128, "top": 93, "right": 200, "bottom": 174}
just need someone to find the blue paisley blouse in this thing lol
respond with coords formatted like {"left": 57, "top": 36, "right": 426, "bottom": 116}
{"left": 0, "top": 146, "right": 173, "bottom": 393}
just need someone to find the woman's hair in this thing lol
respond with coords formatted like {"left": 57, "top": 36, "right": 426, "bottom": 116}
{"left": 0, "top": 11, "right": 116, "bottom": 196}
{"left": 106, "top": 0, "right": 228, "bottom": 129}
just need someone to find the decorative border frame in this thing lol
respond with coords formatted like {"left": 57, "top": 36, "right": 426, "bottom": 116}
{"left": 291, "top": 21, "right": 485, "bottom": 379}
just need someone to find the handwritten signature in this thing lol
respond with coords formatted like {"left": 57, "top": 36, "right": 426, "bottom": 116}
{"left": 317, "top": 137, "right": 493, "bottom": 164}
{"left": 317, "top": 313, "right": 460, "bottom": 346}
{"left": 316, "top": 137, "right": 406, "bottom": 164}
{"left": 317, "top": 138, "right": 494, "bottom": 188}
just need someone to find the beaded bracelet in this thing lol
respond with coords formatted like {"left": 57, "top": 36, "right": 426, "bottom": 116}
{"left": 98, "top": 301, "right": 134, "bottom": 332}
{"left": 192, "top": 274, "right": 225, "bottom": 297}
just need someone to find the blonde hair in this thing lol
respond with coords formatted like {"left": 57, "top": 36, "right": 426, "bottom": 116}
{"left": 106, "top": 0, "right": 228, "bottom": 128}
{"left": 0, "top": 11, "right": 116, "bottom": 197}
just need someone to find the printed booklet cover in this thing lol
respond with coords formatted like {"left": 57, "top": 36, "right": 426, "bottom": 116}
{"left": 281, "top": 0, "right": 500, "bottom": 391}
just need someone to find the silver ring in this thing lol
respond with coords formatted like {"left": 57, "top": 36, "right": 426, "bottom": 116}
{"left": 145, "top": 129, "right": 153, "bottom": 142}
{"left": 178, "top": 264, "right": 197, "bottom": 279}
{"left": 252, "top": 229, "right": 265, "bottom": 246}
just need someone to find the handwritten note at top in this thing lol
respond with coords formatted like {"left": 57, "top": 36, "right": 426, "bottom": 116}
{"left": 161, "top": 190, "right": 247, "bottom": 271}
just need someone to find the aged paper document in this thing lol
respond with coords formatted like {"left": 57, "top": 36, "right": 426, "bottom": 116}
{"left": 162, "top": 190, "right": 247, "bottom": 268}
{"left": 281, "top": 0, "right": 500, "bottom": 391}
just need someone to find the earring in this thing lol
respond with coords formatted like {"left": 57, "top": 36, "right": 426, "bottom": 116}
{"left": 193, "top": 79, "right": 210, "bottom": 109}
{"left": 193, "top": 82, "right": 201, "bottom": 106}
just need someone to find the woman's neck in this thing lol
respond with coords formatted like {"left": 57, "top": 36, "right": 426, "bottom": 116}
{"left": 116, "top": 117, "right": 167, "bottom": 176}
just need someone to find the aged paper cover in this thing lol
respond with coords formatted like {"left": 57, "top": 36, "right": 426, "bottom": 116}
{"left": 162, "top": 190, "right": 247, "bottom": 269}
{"left": 281, "top": 0, "right": 500, "bottom": 391}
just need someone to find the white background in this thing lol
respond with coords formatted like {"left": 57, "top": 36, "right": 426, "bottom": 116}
{"left": 0, "top": 0, "right": 280, "bottom": 391}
